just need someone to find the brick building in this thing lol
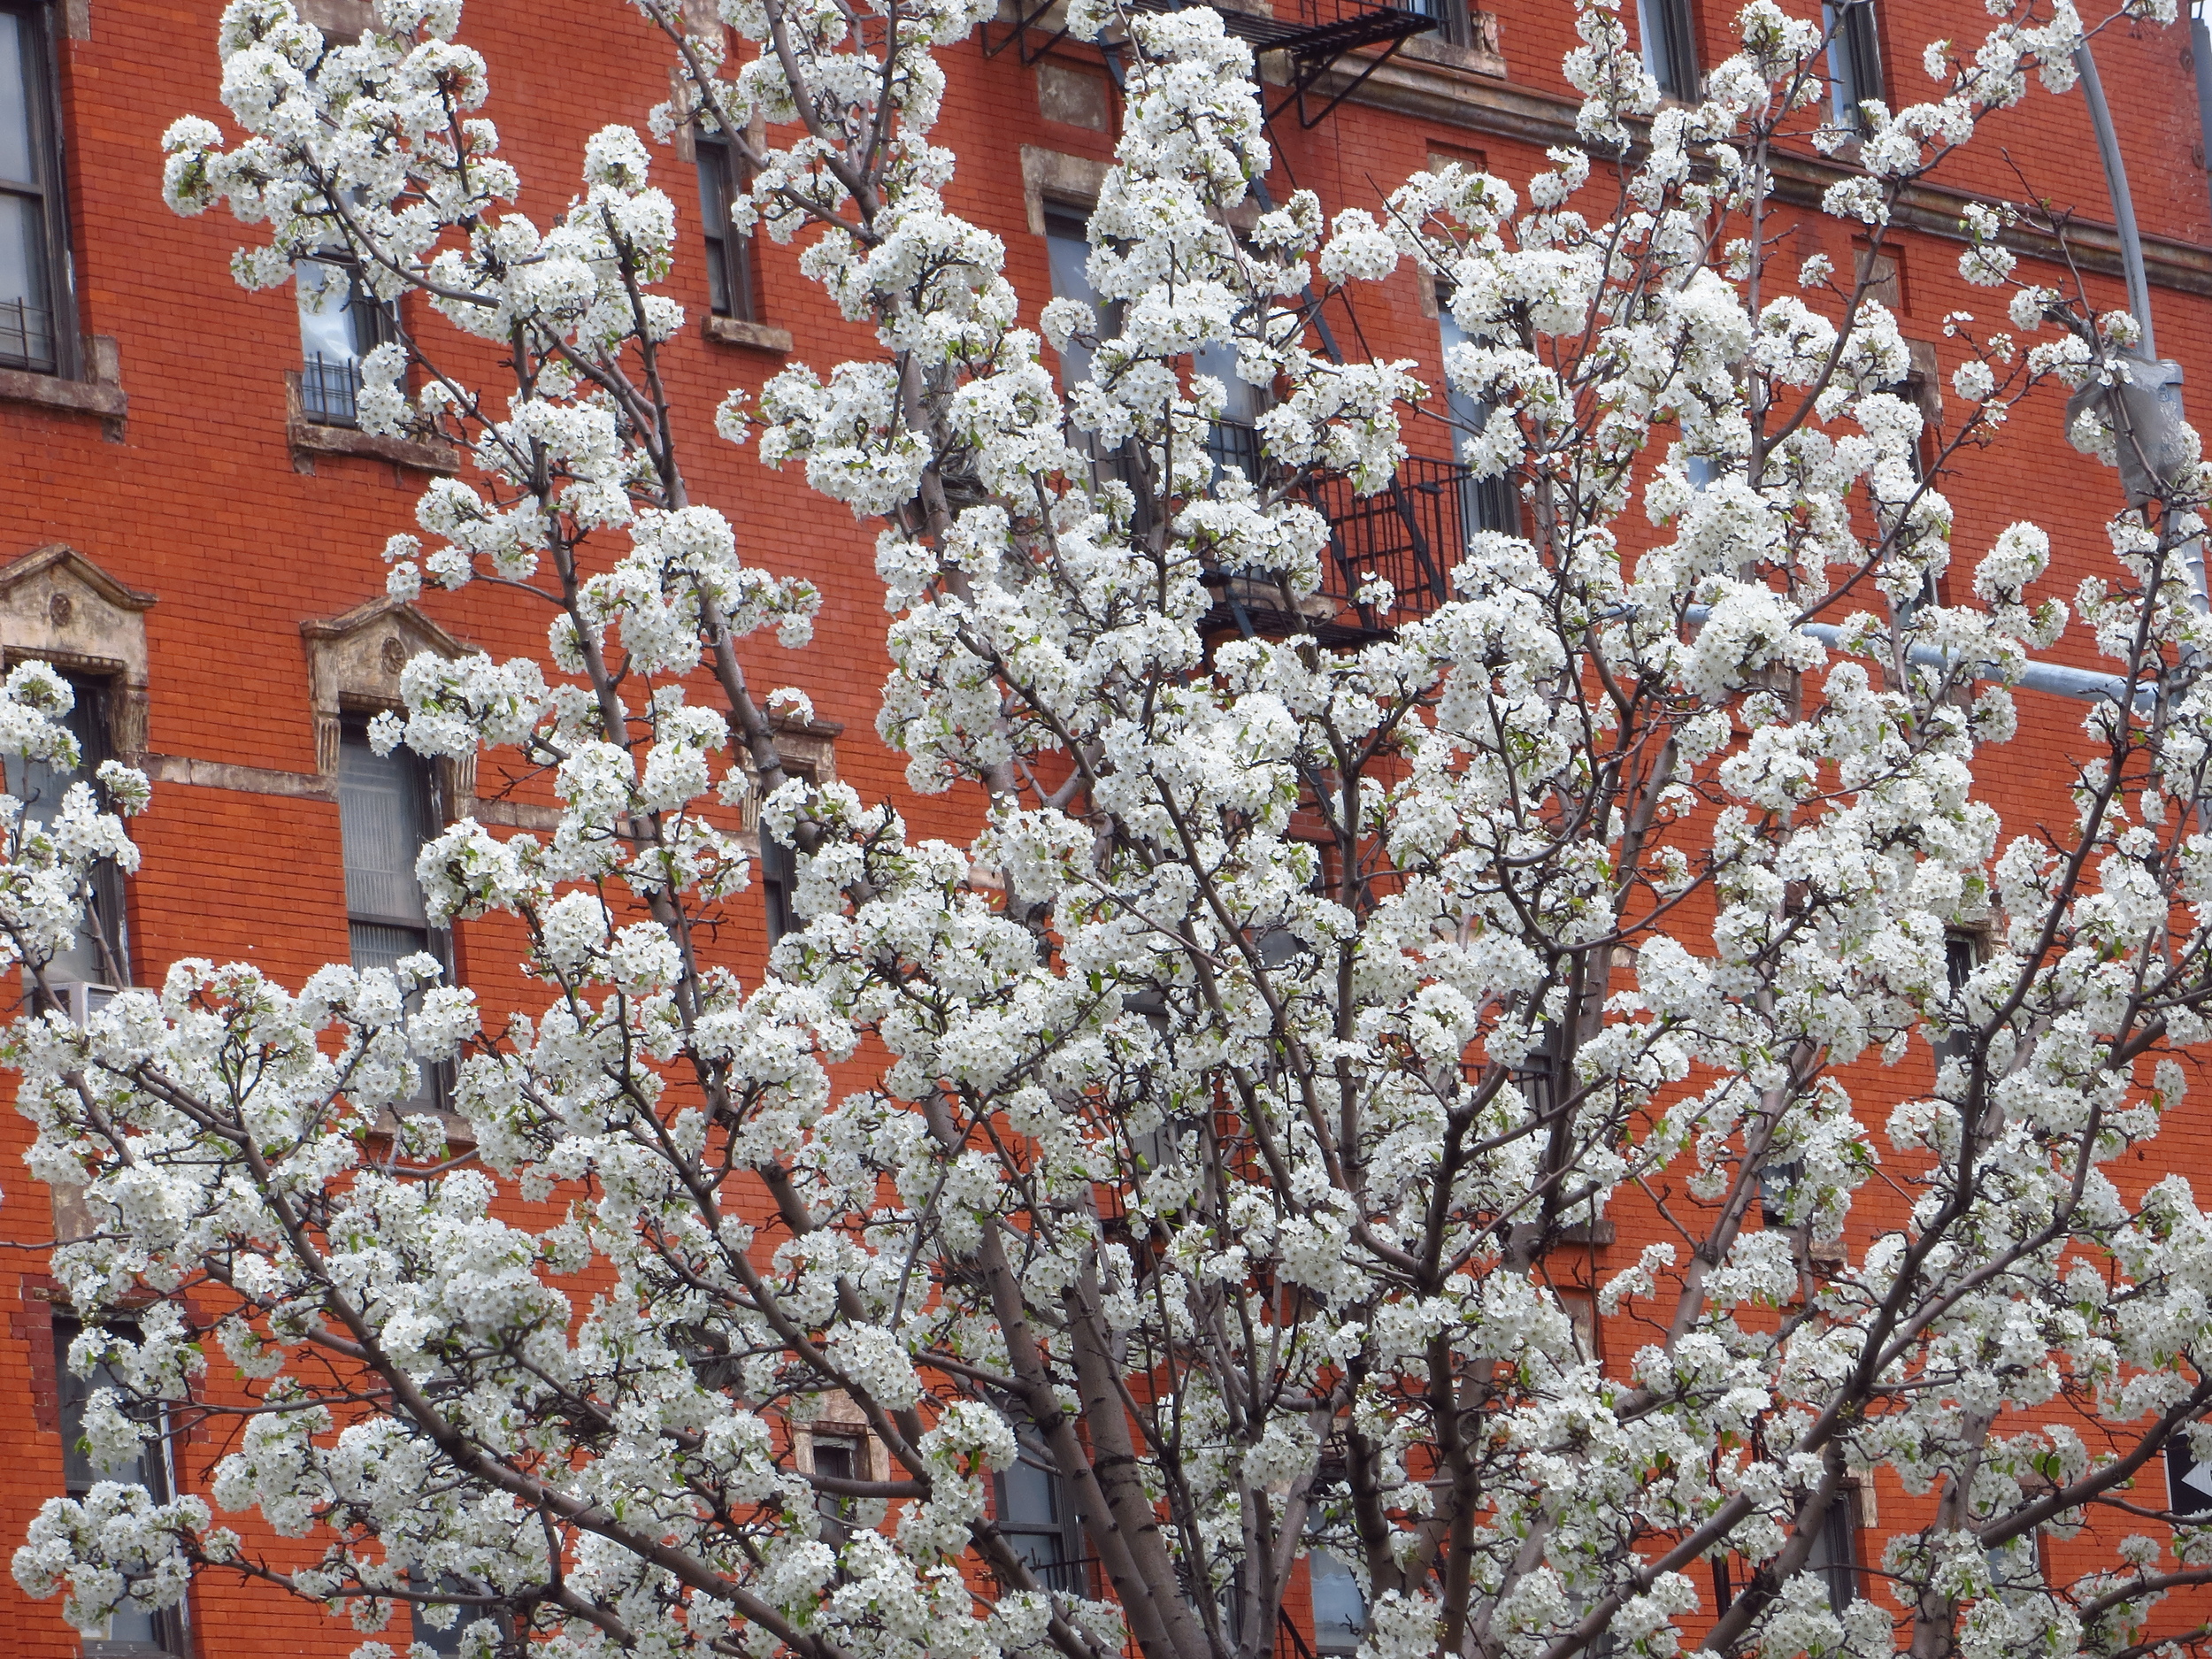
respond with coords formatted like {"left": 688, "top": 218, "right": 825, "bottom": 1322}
{"left": 0, "top": 0, "right": 2208, "bottom": 1654}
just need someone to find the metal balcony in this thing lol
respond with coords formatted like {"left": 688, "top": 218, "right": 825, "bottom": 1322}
{"left": 1203, "top": 451, "right": 1512, "bottom": 643}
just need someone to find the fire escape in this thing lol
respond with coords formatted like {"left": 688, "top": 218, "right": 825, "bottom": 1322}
{"left": 987, "top": 0, "right": 1500, "bottom": 642}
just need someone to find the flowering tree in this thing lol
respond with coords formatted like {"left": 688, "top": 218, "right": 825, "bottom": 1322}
{"left": 11, "top": 1, "right": 2212, "bottom": 1658}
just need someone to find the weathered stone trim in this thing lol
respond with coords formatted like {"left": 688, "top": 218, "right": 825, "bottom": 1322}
{"left": 285, "top": 372, "right": 461, "bottom": 475}
{"left": 703, "top": 314, "right": 795, "bottom": 352}
{"left": 139, "top": 754, "right": 334, "bottom": 802}
{"left": 0, "top": 336, "right": 127, "bottom": 439}
{"left": 0, "top": 541, "right": 155, "bottom": 757}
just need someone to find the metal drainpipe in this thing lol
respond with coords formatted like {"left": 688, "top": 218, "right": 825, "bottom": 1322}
{"left": 2073, "top": 38, "right": 2208, "bottom": 611}
{"left": 2074, "top": 40, "right": 2157, "bottom": 357}
{"left": 2194, "top": 6, "right": 2212, "bottom": 236}
{"left": 1680, "top": 606, "right": 2147, "bottom": 705}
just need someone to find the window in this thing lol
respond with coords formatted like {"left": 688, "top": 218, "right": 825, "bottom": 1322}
{"left": 296, "top": 255, "right": 396, "bottom": 425}
{"left": 1806, "top": 1488, "right": 1861, "bottom": 1611}
{"left": 338, "top": 717, "right": 445, "bottom": 1110}
{"left": 811, "top": 1432, "right": 860, "bottom": 1548}
{"left": 757, "top": 756, "right": 815, "bottom": 949}
{"left": 1825, "top": 0, "right": 1882, "bottom": 134}
{"left": 1044, "top": 206, "right": 1103, "bottom": 391}
{"left": 1934, "top": 932, "right": 1980, "bottom": 1071}
{"left": 409, "top": 1573, "right": 472, "bottom": 1656}
{"left": 1402, "top": 0, "right": 1476, "bottom": 49}
{"left": 1198, "top": 333, "right": 1264, "bottom": 484}
{"left": 0, "top": 1, "right": 70, "bottom": 374}
{"left": 1985, "top": 1529, "right": 2047, "bottom": 1605}
{"left": 697, "top": 136, "right": 756, "bottom": 323}
{"left": 997, "top": 1436, "right": 1085, "bottom": 1594}
{"left": 1310, "top": 1549, "right": 1365, "bottom": 1655}
{"left": 1756, "top": 1156, "right": 1803, "bottom": 1226}
{"left": 1437, "top": 290, "right": 1518, "bottom": 537}
{"left": 1046, "top": 205, "right": 1151, "bottom": 515}
{"left": 760, "top": 816, "right": 797, "bottom": 945}
{"left": 6, "top": 671, "right": 128, "bottom": 995}
{"left": 1637, "top": 0, "right": 1699, "bottom": 102}
{"left": 55, "top": 1318, "right": 186, "bottom": 1657}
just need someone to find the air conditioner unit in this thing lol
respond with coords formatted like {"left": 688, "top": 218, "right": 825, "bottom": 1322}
{"left": 49, "top": 981, "right": 120, "bottom": 1025}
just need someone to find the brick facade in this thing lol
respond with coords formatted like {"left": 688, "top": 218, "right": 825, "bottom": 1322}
{"left": 2, "top": 0, "right": 2209, "bottom": 1654}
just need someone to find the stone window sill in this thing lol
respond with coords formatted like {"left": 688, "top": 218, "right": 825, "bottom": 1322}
{"left": 285, "top": 372, "right": 460, "bottom": 474}
{"left": 0, "top": 335, "right": 127, "bottom": 438}
{"left": 703, "top": 314, "right": 794, "bottom": 353}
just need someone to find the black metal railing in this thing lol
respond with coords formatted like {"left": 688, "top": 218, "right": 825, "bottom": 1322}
{"left": 302, "top": 351, "right": 364, "bottom": 424}
{"left": 1298, "top": 453, "right": 1497, "bottom": 634}
{"left": 1194, "top": 453, "right": 1506, "bottom": 641}
{"left": 0, "top": 296, "right": 55, "bottom": 373}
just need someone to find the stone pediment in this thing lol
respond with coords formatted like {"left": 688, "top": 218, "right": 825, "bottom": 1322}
{"left": 0, "top": 543, "right": 157, "bottom": 756}
{"left": 300, "top": 596, "right": 470, "bottom": 775}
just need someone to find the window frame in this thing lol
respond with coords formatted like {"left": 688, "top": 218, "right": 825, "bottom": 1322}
{"left": 5, "top": 665, "right": 131, "bottom": 995}
{"left": 0, "top": 0, "right": 78, "bottom": 378}
{"left": 336, "top": 710, "right": 453, "bottom": 1113}
{"left": 696, "top": 134, "right": 757, "bottom": 324}
{"left": 1825, "top": 0, "right": 1884, "bottom": 134}
{"left": 1636, "top": 0, "right": 1700, "bottom": 102}
{"left": 993, "top": 1430, "right": 1087, "bottom": 1596}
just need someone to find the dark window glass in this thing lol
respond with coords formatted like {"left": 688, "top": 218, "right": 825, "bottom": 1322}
{"left": 1401, "top": 0, "right": 1472, "bottom": 48}
{"left": 1638, "top": 0, "right": 1699, "bottom": 100}
{"left": 1825, "top": 0, "right": 1883, "bottom": 132}
{"left": 55, "top": 1318, "right": 184, "bottom": 1656}
{"left": 813, "top": 1434, "right": 858, "bottom": 1547}
{"left": 7, "top": 672, "right": 128, "bottom": 991}
{"left": 697, "top": 137, "right": 755, "bottom": 322}
{"left": 339, "top": 718, "right": 446, "bottom": 1111}
{"left": 1808, "top": 1490, "right": 1859, "bottom": 1611}
{"left": 0, "top": 2, "right": 69, "bottom": 374}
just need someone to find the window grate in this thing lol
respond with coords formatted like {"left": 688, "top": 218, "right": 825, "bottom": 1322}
{"left": 302, "top": 350, "right": 365, "bottom": 424}
{"left": 0, "top": 293, "right": 53, "bottom": 370}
